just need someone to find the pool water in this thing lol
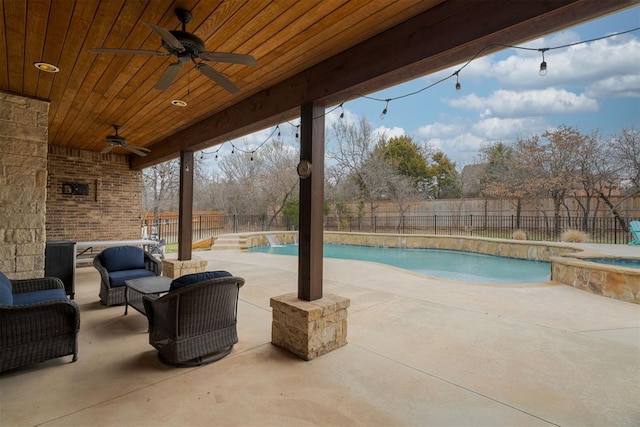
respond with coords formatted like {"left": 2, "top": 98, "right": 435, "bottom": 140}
{"left": 249, "top": 243, "right": 550, "bottom": 284}
{"left": 585, "top": 258, "right": 640, "bottom": 269}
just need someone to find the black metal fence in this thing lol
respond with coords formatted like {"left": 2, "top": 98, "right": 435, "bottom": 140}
{"left": 143, "top": 214, "right": 638, "bottom": 245}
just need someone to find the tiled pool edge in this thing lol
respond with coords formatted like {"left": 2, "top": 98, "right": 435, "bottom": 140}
{"left": 240, "top": 232, "right": 640, "bottom": 304}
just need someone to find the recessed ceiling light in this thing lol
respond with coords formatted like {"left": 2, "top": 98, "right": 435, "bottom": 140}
{"left": 34, "top": 62, "right": 60, "bottom": 73}
{"left": 171, "top": 99, "right": 187, "bottom": 107}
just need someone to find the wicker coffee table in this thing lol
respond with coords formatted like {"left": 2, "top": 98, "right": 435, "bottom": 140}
{"left": 124, "top": 276, "right": 172, "bottom": 316}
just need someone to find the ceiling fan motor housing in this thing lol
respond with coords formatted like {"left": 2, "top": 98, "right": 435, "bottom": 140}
{"left": 106, "top": 135, "right": 126, "bottom": 145}
{"left": 165, "top": 31, "right": 205, "bottom": 56}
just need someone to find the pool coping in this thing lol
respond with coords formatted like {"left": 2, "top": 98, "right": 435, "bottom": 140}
{"left": 238, "top": 231, "right": 640, "bottom": 304}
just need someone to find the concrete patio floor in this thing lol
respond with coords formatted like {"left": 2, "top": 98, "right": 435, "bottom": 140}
{"left": 1, "top": 249, "right": 639, "bottom": 426}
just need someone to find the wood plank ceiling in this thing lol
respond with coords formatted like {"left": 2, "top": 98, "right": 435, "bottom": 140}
{"left": 1, "top": 0, "right": 634, "bottom": 169}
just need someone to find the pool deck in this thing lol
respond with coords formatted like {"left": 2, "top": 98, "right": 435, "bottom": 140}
{"left": 2, "top": 248, "right": 639, "bottom": 426}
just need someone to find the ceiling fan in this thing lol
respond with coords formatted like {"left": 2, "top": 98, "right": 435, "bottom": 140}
{"left": 101, "top": 125, "right": 150, "bottom": 157}
{"left": 89, "top": 8, "right": 258, "bottom": 93}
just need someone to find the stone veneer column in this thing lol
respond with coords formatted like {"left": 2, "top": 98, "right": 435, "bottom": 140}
{"left": 271, "top": 293, "right": 350, "bottom": 360}
{"left": 162, "top": 257, "right": 208, "bottom": 279}
{"left": 0, "top": 92, "right": 49, "bottom": 279}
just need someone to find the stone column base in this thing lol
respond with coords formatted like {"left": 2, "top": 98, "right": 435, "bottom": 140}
{"left": 270, "top": 293, "right": 350, "bottom": 360}
{"left": 162, "top": 257, "right": 207, "bottom": 279}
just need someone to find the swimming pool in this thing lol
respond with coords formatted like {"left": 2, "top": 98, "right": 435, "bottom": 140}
{"left": 249, "top": 243, "right": 550, "bottom": 284}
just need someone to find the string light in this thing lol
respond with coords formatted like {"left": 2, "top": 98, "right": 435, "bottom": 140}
{"left": 205, "top": 27, "right": 639, "bottom": 163}
{"left": 538, "top": 48, "right": 548, "bottom": 76}
{"left": 380, "top": 100, "right": 389, "bottom": 119}
{"left": 295, "top": 125, "right": 300, "bottom": 142}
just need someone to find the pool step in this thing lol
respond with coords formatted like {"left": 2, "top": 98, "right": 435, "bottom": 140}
{"left": 211, "top": 234, "right": 246, "bottom": 251}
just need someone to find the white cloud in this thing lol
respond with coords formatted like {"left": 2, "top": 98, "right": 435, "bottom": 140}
{"left": 416, "top": 122, "right": 465, "bottom": 138}
{"left": 445, "top": 88, "right": 598, "bottom": 117}
{"left": 373, "top": 125, "right": 405, "bottom": 139}
{"left": 585, "top": 74, "right": 640, "bottom": 98}
{"left": 472, "top": 117, "right": 548, "bottom": 140}
{"left": 425, "top": 133, "right": 486, "bottom": 166}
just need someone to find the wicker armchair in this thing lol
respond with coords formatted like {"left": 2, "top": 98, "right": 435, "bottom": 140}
{"left": 93, "top": 246, "right": 162, "bottom": 306}
{"left": 143, "top": 273, "right": 245, "bottom": 367}
{"left": 0, "top": 274, "right": 80, "bottom": 373}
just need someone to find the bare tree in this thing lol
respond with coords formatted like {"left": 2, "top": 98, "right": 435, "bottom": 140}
{"left": 510, "top": 126, "right": 602, "bottom": 236}
{"left": 142, "top": 159, "right": 180, "bottom": 218}
{"left": 477, "top": 141, "right": 529, "bottom": 226}
{"left": 254, "top": 140, "right": 299, "bottom": 229}
{"left": 614, "top": 128, "right": 640, "bottom": 195}
{"left": 210, "top": 139, "right": 299, "bottom": 230}
{"left": 328, "top": 116, "right": 384, "bottom": 218}
{"left": 599, "top": 127, "right": 640, "bottom": 231}
{"left": 571, "top": 130, "right": 608, "bottom": 230}
{"left": 386, "top": 171, "right": 419, "bottom": 232}
{"left": 217, "top": 146, "right": 263, "bottom": 216}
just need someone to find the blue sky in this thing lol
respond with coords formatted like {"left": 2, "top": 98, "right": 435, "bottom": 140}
{"left": 207, "top": 6, "right": 640, "bottom": 171}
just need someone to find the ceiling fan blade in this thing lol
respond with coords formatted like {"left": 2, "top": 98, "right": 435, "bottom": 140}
{"left": 144, "top": 22, "right": 185, "bottom": 52}
{"left": 199, "top": 51, "right": 258, "bottom": 66}
{"left": 123, "top": 145, "right": 148, "bottom": 157}
{"left": 89, "top": 48, "right": 168, "bottom": 57}
{"left": 101, "top": 145, "right": 114, "bottom": 154}
{"left": 195, "top": 63, "right": 240, "bottom": 94}
{"left": 155, "top": 63, "right": 182, "bottom": 90}
{"left": 127, "top": 144, "right": 151, "bottom": 153}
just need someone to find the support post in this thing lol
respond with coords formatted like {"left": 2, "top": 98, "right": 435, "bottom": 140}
{"left": 298, "top": 102, "right": 325, "bottom": 301}
{"left": 178, "top": 150, "right": 193, "bottom": 261}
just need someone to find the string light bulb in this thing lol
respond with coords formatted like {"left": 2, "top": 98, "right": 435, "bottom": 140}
{"left": 455, "top": 72, "right": 461, "bottom": 91}
{"left": 250, "top": 152, "right": 254, "bottom": 161}
{"left": 380, "top": 100, "right": 389, "bottom": 119}
{"left": 339, "top": 103, "right": 345, "bottom": 119}
{"left": 538, "top": 48, "right": 548, "bottom": 76}
{"left": 295, "top": 125, "right": 300, "bottom": 142}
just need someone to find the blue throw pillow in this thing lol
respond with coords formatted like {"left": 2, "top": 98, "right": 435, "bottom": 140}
{"left": 170, "top": 270, "right": 232, "bottom": 291}
{"left": 100, "top": 246, "right": 145, "bottom": 272}
{"left": 0, "top": 271, "right": 13, "bottom": 305}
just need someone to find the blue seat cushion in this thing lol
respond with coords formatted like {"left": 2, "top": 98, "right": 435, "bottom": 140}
{"left": 108, "top": 269, "right": 156, "bottom": 288}
{"left": 13, "top": 288, "right": 67, "bottom": 306}
{"left": 170, "top": 271, "right": 232, "bottom": 291}
{"left": 0, "top": 272, "right": 13, "bottom": 305}
{"left": 100, "top": 246, "right": 145, "bottom": 272}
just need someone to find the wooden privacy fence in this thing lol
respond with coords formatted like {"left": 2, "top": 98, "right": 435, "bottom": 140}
{"left": 142, "top": 213, "right": 638, "bottom": 245}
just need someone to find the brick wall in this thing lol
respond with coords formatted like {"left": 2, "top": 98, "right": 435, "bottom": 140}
{"left": 0, "top": 92, "right": 49, "bottom": 279}
{"left": 46, "top": 146, "right": 143, "bottom": 242}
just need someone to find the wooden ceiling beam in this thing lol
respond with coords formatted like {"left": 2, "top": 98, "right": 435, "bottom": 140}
{"left": 131, "top": 0, "right": 634, "bottom": 169}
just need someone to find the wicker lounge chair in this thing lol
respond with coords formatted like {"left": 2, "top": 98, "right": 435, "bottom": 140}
{"left": 143, "top": 272, "right": 244, "bottom": 367}
{"left": 93, "top": 246, "right": 162, "bottom": 306}
{"left": 0, "top": 272, "right": 80, "bottom": 372}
